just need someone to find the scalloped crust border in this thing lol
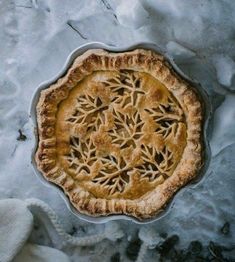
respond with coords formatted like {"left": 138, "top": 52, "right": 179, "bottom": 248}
{"left": 35, "top": 49, "right": 203, "bottom": 220}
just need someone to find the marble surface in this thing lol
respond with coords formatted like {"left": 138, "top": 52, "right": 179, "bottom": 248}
{"left": 0, "top": 0, "right": 235, "bottom": 260}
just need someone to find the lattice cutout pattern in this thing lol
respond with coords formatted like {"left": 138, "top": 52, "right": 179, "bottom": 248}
{"left": 63, "top": 70, "right": 186, "bottom": 197}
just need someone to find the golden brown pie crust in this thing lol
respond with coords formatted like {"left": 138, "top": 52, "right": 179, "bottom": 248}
{"left": 35, "top": 49, "right": 203, "bottom": 219}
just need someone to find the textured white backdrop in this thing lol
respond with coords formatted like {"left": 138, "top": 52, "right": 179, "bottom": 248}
{"left": 0, "top": 0, "right": 235, "bottom": 261}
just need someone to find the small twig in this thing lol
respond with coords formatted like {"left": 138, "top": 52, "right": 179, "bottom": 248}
{"left": 11, "top": 145, "right": 17, "bottom": 157}
{"left": 100, "top": 0, "right": 112, "bottom": 10}
{"left": 15, "top": 3, "right": 50, "bottom": 12}
{"left": 15, "top": 5, "right": 32, "bottom": 9}
{"left": 208, "top": 242, "right": 224, "bottom": 262}
{"left": 67, "top": 21, "right": 88, "bottom": 40}
{"left": 100, "top": 0, "right": 118, "bottom": 20}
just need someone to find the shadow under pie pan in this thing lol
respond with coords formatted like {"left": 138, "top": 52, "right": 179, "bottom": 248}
{"left": 30, "top": 42, "right": 212, "bottom": 224}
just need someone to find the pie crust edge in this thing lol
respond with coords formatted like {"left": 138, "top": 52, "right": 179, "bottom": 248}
{"left": 35, "top": 49, "right": 203, "bottom": 220}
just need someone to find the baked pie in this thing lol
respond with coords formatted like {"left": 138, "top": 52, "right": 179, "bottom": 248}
{"left": 35, "top": 49, "right": 203, "bottom": 219}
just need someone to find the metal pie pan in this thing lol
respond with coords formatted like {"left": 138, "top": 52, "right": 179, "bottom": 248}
{"left": 30, "top": 42, "right": 212, "bottom": 224}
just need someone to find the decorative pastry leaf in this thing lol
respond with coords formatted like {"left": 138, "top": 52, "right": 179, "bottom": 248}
{"left": 64, "top": 70, "right": 185, "bottom": 195}
{"left": 65, "top": 136, "right": 96, "bottom": 175}
{"left": 145, "top": 97, "right": 184, "bottom": 139}
{"left": 108, "top": 109, "right": 144, "bottom": 149}
{"left": 135, "top": 145, "right": 174, "bottom": 181}
{"left": 66, "top": 93, "right": 108, "bottom": 132}
{"left": 104, "top": 71, "right": 145, "bottom": 107}
{"left": 92, "top": 155, "right": 130, "bottom": 195}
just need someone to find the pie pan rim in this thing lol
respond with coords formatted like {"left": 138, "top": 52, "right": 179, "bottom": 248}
{"left": 30, "top": 42, "right": 211, "bottom": 224}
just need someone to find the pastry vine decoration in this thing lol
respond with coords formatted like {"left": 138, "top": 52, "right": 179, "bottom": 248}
{"left": 66, "top": 136, "right": 97, "bottom": 175}
{"left": 109, "top": 110, "right": 144, "bottom": 149}
{"left": 135, "top": 145, "right": 174, "bottom": 181}
{"left": 65, "top": 71, "right": 185, "bottom": 195}
{"left": 66, "top": 94, "right": 108, "bottom": 133}
{"left": 92, "top": 155, "right": 130, "bottom": 195}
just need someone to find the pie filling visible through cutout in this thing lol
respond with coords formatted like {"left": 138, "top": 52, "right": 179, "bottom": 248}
{"left": 36, "top": 49, "right": 203, "bottom": 219}
{"left": 58, "top": 70, "right": 186, "bottom": 198}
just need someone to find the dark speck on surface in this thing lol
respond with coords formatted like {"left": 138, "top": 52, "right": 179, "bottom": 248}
{"left": 17, "top": 129, "right": 27, "bottom": 141}
{"left": 125, "top": 239, "right": 141, "bottom": 261}
{"left": 160, "top": 232, "right": 168, "bottom": 239}
{"left": 157, "top": 234, "right": 179, "bottom": 255}
{"left": 110, "top": 252, "right": 120, "bottom": 262}
{"left": 34, "top": 224, "right": 40, "bottom": 230}
{"left": 69, "top": 226, "right": 77, "bottom": 236}
{"left": 221, "top": 222, "right": 230, "bottom": 235}
{"left": 208, "top": 241, "right": 225, "bottom": 261}
{"left": 189, "top": 241, "right": 203, "bottom": 255}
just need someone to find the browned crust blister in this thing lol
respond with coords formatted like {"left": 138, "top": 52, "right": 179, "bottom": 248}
{"left": 35, "top": 49, "right": 203, "bottom": 219}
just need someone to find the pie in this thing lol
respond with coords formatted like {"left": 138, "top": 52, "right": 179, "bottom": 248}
{"left": 35, "top": 49, "right": 203, "bottom": 219}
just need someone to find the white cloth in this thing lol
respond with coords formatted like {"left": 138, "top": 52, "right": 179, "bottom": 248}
{"left": 13, "top": 244, "right": 69, "bottom": 262}
{"left": 0, "top": 199, "right": 69, "bottom": 262}
{"left": 0, "top": 198, "right": 124, "bottom": 262}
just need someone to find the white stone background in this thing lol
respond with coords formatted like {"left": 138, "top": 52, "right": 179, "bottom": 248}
{"left": 0, "top": 0, "right": 235, "bottom": 261}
